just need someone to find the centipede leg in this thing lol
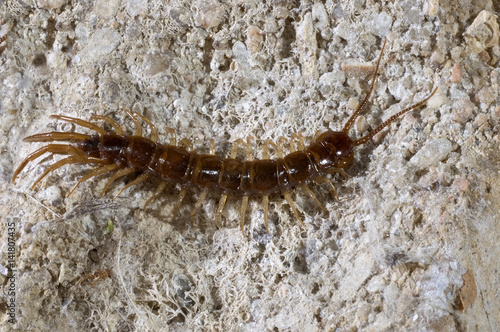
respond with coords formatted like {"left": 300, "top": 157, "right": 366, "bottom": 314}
{"left": 313, "top": 130, "right": 322, "bottom": 141}
{"left": 275, "top": 138, "right": 306, "bottom": 225}
{"left": 23, "top": 132, "right": 91, "bottom": 142}
{"left": 172, "top": 188, "right": 187, "bottom": 218}
{"left": 144, "top": 182, "right": 167, "bottom": 209}
{"left": 12, "top": 144, "right": 86, "bottom": 183}
{"left": 90, "top": 115, "right": 124, "bottom": 135}
{"left": 329, "top": 168, "right": 349, "bottom": 181}
{"left": 178, "top": 138, "right": 193, "bottom": 152}
{"left": 316, "top": 177, "right": 339, "bottom": 201}
{"left": 276, "top": 137, "right": 287, "bottom": 158}
{"left": 240, "top": 196, "right": 249, "bottom": 236}
{"left": 67, "top": 163, "right": 119, "bottom": 197}
{"left": 215, "top": 194, "right": 227, "bottom": 227}
{"left": 301, "top": 184, "right": 327, "bottom": 213}
{"left": 165, "top": 127, "right": 177, "bottom": 145}
{"left": 49, "top": 115, "right": 107, "bottom": 135}
{"left": 114, "top": 173, "right": 149, "bottom": 199}
{"left": 31, "top": 156, "right": 105, "bottom": 189}
{"left": 134, "top": 112, "right": 158, "bottom": 141}
{"left": 283, "top": 191, "right": 304, "bottom": 226}
{"left": 291, "top": 132, "right": 306, "bottom": 151}
{"left": 190, "top": 190, "right": 209, "bottom": 221}
{"left": 100, "top": 167, "right": 135, "bottom": 197}
{"left": 124, "top": 109, "right": 142, "bottom": 136}
{"left": 262, "top": 195, "right": 269, "bottom": 234}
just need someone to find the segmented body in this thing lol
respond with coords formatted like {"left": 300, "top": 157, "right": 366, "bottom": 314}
{"left": 12, "top": 38, "right": 437, "bottom": 235}
{"left": 78, "top": 130, "right": 352, "bottom": 195}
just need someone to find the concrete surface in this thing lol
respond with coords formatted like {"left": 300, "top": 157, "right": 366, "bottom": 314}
{"left": 1, "top": 0, "right": 499, "bottom": 331}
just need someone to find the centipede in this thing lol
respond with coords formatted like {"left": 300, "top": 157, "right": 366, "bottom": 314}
{"left": 12, "top": 38, "right": 437, "bottom": 235}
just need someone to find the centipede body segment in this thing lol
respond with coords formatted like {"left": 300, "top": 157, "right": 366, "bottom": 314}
{"left": 12, "top": 38, "right": 438, "bottom": 235}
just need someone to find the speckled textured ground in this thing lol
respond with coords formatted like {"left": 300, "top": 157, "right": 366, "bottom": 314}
{"left": 1, "top": 0, "right": 499, "bottom": 331}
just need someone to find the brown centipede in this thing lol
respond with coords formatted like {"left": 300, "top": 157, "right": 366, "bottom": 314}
{"left": 12, "top": 38, "right": 437, "bottom": 235}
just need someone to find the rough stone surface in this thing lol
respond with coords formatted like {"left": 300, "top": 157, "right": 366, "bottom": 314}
{"left": 1, "top": 0, "right": 499, "bottom": 331}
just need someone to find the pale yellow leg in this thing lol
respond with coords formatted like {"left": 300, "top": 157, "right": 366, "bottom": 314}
{"left": 178, "top": 138, "right": 193, "bottom": 152}
{"left": 283, "top": 191, "right": 304, "bottom": 226}
{"left": 263, "top": 139, "right": 276, "bottom": 159}
{"left": 240, "top": 196, "right": 249, "bottom": 236}
{"left": 262, "top": 195, "right": 269, "bottom": 233}
{"left": 100, "top": 167, "right": 135, "bottom": 197}
{"left": 291, "top": 132, "right": 306, "bottom": 151}
{"left": 124, "top": 109, "right": 142, "bottom": 136}
{"left": 316, "top": 177, "right": 339, "bottom": 200}
{"left": 209, "top": 139, "right": 215, "bottom": 155}
{"left": 114, "top": 173, "right": 149, "bottom": 199}
{"left": 67, "top": 164, "right": 120, "bottom": 197}
{"left": 215, "top": 194, "right": 227, "bottom": 227}
{"left": 165, "top": 127, "right": 177, "bottom": 145}
{"left": 277, "top": 137, "right": 287, "bottom": 158}
{"left": 329, "top": 168, "right": 349, "bottom": 181}
{"left": 134, "top": 112, "right": 158, "bottom": 141}
{"left": 301, "top": 184, "right": 327, "bottom": 213}
{"left": 172, "top": 188, "right": 187, "bottom": 218}
{"left": 144, "top": 182, "right": 167, "bottom": 209}
{"left": 190, "top": 190, "right": 209, "bottom": 221}
{"left": 90, "top": 115, "right": 124, "bottom": 135}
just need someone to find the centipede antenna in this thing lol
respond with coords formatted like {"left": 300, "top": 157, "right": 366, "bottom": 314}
{"left": 342, "top": 36, "right": 387, "bottom": 134}
{"left": 50, "top": 115, "right": 107, "bottom": 135}
{"left": 353, "top": 87, "right": 438, "bottom": 146}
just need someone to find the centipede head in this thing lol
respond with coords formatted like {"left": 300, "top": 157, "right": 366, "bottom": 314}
{"left": 318, "top": 131, "right": 354, "bottom": 168}
{"left": 308, "top": 131, "right": 354, "bottom": 172}
{"left": 76, "top": 135, "right": 101, "bottom": 158}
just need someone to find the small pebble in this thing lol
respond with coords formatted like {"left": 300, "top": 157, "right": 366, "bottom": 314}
{"left": 194, "top": 0, "right": 225, "bottom": 29}
{"left": 341, "top": 61, "right": 374, "bottom": 78}
{"left": 464, "top": 10, "right": 500, "bottom": 53}
{"left": 453, "top": 99, "right": 475, "bottom": 123}
{"left": 409, "top": 138, "right": 452, "bottom": 171}
{"left": 451, "top": 63, "right": 461, "bottom": 83}
{"left": 246, "top": 27, "right": 264, "bottom": 54}
{"left": 473, "top": 113, "right": 488, "bottom": 128}
{"left": 452, "top": 178, "right": 468, "bottom": 192}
